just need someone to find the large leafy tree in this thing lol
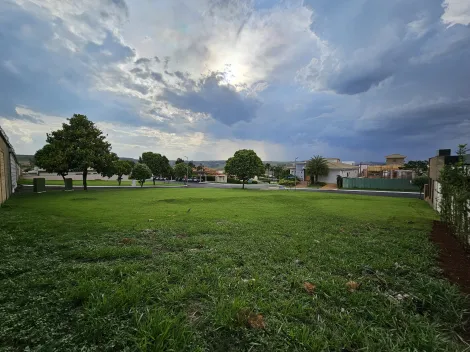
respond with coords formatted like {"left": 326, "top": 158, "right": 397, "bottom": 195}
{"left": 225, "top": 149, "right": 264, "bottom": 189}
{"left": 34, "top": 144, "right": 69, "bottom": 184}
{"left": 42, "top": 114, "right": 117, "bottom": 190}
{"left": 402, "top": 160, "right": 429, "bottom": 176}
{"left": 174, "top": 162, "right": 192, "bottom": 180}
{"left": 140, "top": 152, "right": 171, "bottom": 184}
{"left": 306, "top": 156, "right": 329, "bottom": 184}
{"left": 130, "top": 163, "right": 152, "bottom": 187}
{"left": 175, "top": 158, "right": 185, "bottom": 165}
{"left": 102, "top": 160, "right": 133, "bottom": 185}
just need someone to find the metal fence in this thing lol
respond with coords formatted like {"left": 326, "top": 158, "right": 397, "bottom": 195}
{"left": 343, "top": 178, "right": 419, "bottom": 191}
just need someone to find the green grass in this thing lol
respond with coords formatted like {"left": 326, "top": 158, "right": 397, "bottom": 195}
{"left": 18, "top": 179, "right": 179, "bottom": 187}
{"left": 0, "top": 189, "right": 468, "bottom": 351}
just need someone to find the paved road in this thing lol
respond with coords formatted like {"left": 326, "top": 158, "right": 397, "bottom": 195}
{"left": 20, "top": 183, "right": 421, "bottom": 198}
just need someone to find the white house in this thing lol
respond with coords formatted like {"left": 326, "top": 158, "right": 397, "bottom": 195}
{"left": 289, "top": 159, "right": 359, "bottom": 183}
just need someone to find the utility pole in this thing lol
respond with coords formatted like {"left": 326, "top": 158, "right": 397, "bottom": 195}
{"left": 294, "top": 157, "right": 298, "bottom": 190}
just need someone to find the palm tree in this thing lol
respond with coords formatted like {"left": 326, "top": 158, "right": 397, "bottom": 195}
{"left": 306, "top": 156, "right": 329, "bottom": 184}
{"left": 264, "top": 163, "right": 271, "bottom": 177}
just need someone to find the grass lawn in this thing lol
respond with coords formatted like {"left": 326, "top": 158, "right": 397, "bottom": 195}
{"left": 18, "top": 178, "right": 179, "bottom": 187}
{"left": 0, "top": 189, "right": 467, "bottom": 351}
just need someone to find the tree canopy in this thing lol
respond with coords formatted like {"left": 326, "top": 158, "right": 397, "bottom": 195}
{"left": 37, "top": 114, "right": 117, "bottom": 190}
{"left": 34, "top": 144, "right": 69, "bottom": 183}
{"left": 140, "top": 152, "right": 171, "bottom": 183}
{"left": 225, "top": 149, "right": 264, "bottom": 189}
{"left": 130, "top": 163, "right": 152, "bottom": 187}
{"left": 102, "top": 160, "right": 133, "bottom": 185}
{"left": 174, "top": 162, "right": 192, "bottom": 179}
{"left": 402, "top": 160, "right": 428, "bottom": 176}
{"left": 175, "top": 158, "right": 185, "bottom": 165}
{"left": 306, "top": 156, "right": 329, "bottom": 184}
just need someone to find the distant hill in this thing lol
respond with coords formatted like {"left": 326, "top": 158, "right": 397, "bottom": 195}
{"left": 16, "top": 154, "right": 35, "bottom": 166}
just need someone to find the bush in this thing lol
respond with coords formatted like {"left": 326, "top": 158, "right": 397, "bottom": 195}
{"left": 279, "top": 179, "right": 296, "bottom": 187}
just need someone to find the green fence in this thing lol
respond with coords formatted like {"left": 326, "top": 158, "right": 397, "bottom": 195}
{"left": 343, "top": 178, "right": 419, "bottom": 191}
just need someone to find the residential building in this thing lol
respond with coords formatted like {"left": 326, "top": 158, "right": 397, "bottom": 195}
{"left": 0, "top": 126, "right": 20, "bottom": 204}
{"left": 426, "top": 149, "right": 468, "bottom": 212}
{"left": 289, "top": 159, "right": 359, "bottom": 183}
{"left": 385, "top": 154, "right": 406, "bottom": 165}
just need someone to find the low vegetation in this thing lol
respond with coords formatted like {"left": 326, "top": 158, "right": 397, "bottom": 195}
{"left": 0, "top": 189, "right": 467, "bottom": 351}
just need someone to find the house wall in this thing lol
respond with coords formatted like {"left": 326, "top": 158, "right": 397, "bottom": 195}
{"left": 290, "top": 163, "right": 306, "bottom": 181}
{"left": 0, "top": 135, "right": 12, "bottom": 204}
{"left": 386, "top": 158, "right": 405, "bottom": 165}
{"left": 318, "top": 169, "right": 359, "bottom": 184}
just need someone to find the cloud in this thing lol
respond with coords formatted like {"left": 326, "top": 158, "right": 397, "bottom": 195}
{"left": 158, "top": 73, "right": 259, "bottom": 125}
{"left": 442, "top": 0, "right": 470, "bottom": 27}
{"left": 1, "top": 0, "right": 470, "bottom": 162}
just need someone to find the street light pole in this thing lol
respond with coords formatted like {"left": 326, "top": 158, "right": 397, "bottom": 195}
{"left": 294, "top": 157, "right": 298, "bottom": 190}
{"left": 184, "top": 156, "right": 188, "bottom": 185}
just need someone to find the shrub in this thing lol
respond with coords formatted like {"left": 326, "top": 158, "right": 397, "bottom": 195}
{"left": 279, "top": 179, "right": 296, "bottom": 187}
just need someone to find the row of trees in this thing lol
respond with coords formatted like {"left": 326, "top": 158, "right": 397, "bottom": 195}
{"left": 440, "top": 144, "right": 470, "bottom": 249}
{"left": 34, "top": 114, "right": 200, "bottom": 189}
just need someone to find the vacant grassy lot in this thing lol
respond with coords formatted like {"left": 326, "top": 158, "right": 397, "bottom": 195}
{"left": 18, "top": 179, "right": 178, "bottom": 187}
{"left": 0, "top": 189, "right": 467, "bottom": 351}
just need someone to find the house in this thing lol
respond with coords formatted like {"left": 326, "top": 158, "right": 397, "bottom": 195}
{"left": 385, "top": 154, "right": 406, "bottom": 165}
{"left": 214, "top": 174, "right": 227, "bottom": 183}
{"left": 0, "top": 126, "right": 20, "bottom": 204}
{"left": 426, "top": 149, "right": 470, "bottom": 212}
{"left": 289, "top": 159, "right": 359, "bottom": 184}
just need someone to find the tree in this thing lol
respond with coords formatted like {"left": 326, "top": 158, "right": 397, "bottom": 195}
{"left": 107, "top": 160, "right": 133, "bottom": 185}
{"left": 306, "top": 156, "right": 329, "bottom": 184}
{"left": 272, "top": 165, "right": 289, "bottom": 180}
{"left": 265, "top": 163, "right": 271, "bottom": 177}
{"left": 140, "top": 152, "right": 171, "bottom": 184}
{"left": 411, "top": 176, "right": 429, "bottom": 198}
{"left": 188, "top": 161, "right": 196, "bottom": 169}
{"left": 130, "top": 163, "right": 152, "bottom": 187}
{"left": 174, "top": 162, "right": 192, "bottom": 179}
{"left": 224, "top": 149, "right": 264, "bottom": 189}
{"left": 403, "top": 160, "right": 428, "bottom": 176}
{"left": 34, "top": 144, "right": 69, "bottom": 184}
{"left": 175, "top": 158, "right": 185, "bottom": 165}
{"left": 45, "top": 114, "right": 117, "bottom": 190}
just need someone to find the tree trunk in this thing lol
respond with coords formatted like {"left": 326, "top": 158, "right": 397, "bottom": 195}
{"left": 118, "top": 175, "right": 122, "bottom": 186}
{"left": 140, "top": 180, "right": 144, "bottom": 187}
{"left": 153, "top": 177, "right": 156, "bottom": 185}
{"left": 242, "top": 179, "right": 245, "bottom": 189}
{"left": 61, "top": 174, "right": 66, "bottom": 186}
{"left": 83, "top": 169, "right": 88, "bottom": 191}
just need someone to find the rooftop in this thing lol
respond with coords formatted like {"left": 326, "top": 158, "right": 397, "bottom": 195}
{"left": 385, "top": 154, "right": 406, "bottom": 159}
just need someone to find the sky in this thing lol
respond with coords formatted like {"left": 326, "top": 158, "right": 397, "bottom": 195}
{"left": 0, "top": 0, "right": 469, "bottom": 162}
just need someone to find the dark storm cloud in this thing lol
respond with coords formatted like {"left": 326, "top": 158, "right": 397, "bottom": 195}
{"left": 160, "top": 72, "right": 260, "bottom": 125}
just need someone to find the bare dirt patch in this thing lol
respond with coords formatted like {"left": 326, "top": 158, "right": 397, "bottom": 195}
{"left": 430, "top": 220, "right": 470, "bottom": 295}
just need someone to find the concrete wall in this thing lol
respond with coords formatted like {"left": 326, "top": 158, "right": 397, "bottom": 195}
{"left": 0, "top": 135, "right": 12, "bottom": 204}
{"left": 318, "top": 169, "right": 359, "bottom": 184}
{"left": 429, "top": 156, "right": 445, "bottom": 181}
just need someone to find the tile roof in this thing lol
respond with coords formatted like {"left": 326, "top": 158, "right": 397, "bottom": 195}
{"left": 385, "top": 154, "right": 406, "bottom": 158}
